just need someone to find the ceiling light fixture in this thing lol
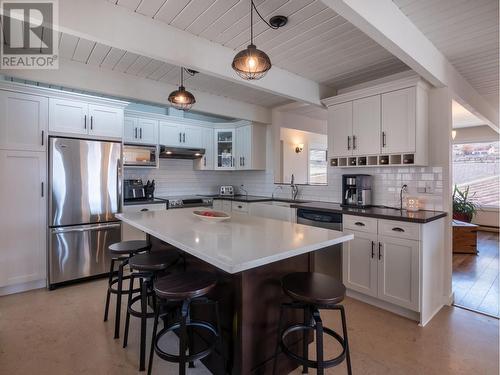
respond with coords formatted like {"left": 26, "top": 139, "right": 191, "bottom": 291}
{"left": 232, "top": 0, "right": 287, "bottom": 80}
{"left": 168, "top": 67, "right": 197, "bottom": 110}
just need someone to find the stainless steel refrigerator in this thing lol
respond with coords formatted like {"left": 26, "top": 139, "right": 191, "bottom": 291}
{"left": 48, "top": 137, "right": 122, "bottom": 287}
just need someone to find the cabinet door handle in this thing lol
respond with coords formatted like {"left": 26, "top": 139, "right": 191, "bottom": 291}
{"left": 392, "top": 227, "right": 405, "bottom": 232}
{"left": 135, "top": 127, "right": 138, "bottom": 139}
{"left": 347, "top": 136, "right": 351, "bottom": 150}
{"left": 41, "top": 130, "right": 44, "bottom": 146}
{"left": 354, "top": 221, "right": 365, "bottom": 227}
{"left": 179, "top": 132, "right": 182, "bottom": 143}
{"left": 243, "top": 156, "right": 245, "bottom": 166}
{"left": 139, "top": 128, "right": 142, "bottom": 139}
{"left": 84, "top": 115, "right": 87, "bottom": 129}
{"left": 382, "top": 131, "right": 386, "bottom": 147}
{"left": 90, "top": 116, "right": 93, "bottom": 130}
{"left": 238, "top": 205, "right": 242, "bottom": 209}
{"left": 231, "top": 157, "right": 234, "bottom": 167}
{"left": 371, "top": 241, "right": 375, "bottom": 258}
{"left": 352, "top": 135, "right": 356, "bottom": 150}
{"left": 140, "top": 208, "right": 149, "bottom": 212}
{"left": 378, "top": 242, "right": 382, "bottom": 260}
{"left": 183, "top": 133, "right": 186, "bottom": 143}
{"left": 41, "top": 182, "right": 44, "bottom": 197}
{"left": 204, "top": 156, "right": 206, "bottom": 167}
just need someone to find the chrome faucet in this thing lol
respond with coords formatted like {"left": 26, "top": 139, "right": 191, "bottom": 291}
{"left": 400, "top": 184, "right": 408, "bottom": 210}
{"left": 272, "top": 185, "right": 283, "bottom": 199}
{"left": 239, "top": 184, "right": 248, "bottom": 200}
{"left": 290, "top": 174, "right": 299, "bottom": 201}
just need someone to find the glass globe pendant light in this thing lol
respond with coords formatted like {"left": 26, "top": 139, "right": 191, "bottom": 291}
{"left": 168, "top": 67, "right": 196, "bottom": 110}
{"left": 232, "top": 1, "right": 287, "bottom": 80}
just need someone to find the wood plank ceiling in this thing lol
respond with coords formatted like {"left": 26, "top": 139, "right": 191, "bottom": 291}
{"left": 393, "top": 0, "right": 499, "bottom": 109}
{"left": 56, "top": 32, "right": 290, "bottom": 107}
{"left": 109, "top": 0, "right": 409, "bottom": 90}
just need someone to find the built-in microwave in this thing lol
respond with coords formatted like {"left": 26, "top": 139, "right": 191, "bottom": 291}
{"left": 123, "top": 144, "right": 158, "bottom": 167}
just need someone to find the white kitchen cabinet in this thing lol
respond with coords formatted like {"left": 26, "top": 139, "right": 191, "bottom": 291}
{"left": 88, "top": 104, "right": 123, "bottom": 138}
{"left": 248, "top": 202, "right": 294, "bottom": 222}
{"left": 215, "top": 129, "right": 236, "bottom": 170}
{"left": 328, "top": 101, "right": 352, "bottom": 157}
{"left": 231, "top": 201, "right": 249, "bottom": 214}
{"left": 352, "top": 95, "right": 381, "bottom": 156}
{"left": 378, "top": 235, "right": 419, "bottom": 311}
{"left": 381, "top": 87, "right": 416, "bottom": 154}
{"left": 121, "top": 203, "right": 166, "bottom": 241}
{"left": 324, "top": 76, "right": 429, "bottom": 167}
{"left": 340, "top": 213, "right": 450, "bottom": 326}
{"left": 0, "top": 150, "right": 46, "bottom": 289}
{"left": 194, "top": 127, "right": 214, "bottom": 170}
{"left": 183, "top": 125, "right": 202, "bottom": 148}
{"left": 49, "top": 98, "right": 124, "bottom": 139}
{"left": 235, "top": 124, "right": 266, "bottom": 170}
{"left": 343, "top": 230, "right": 378, "bottom": 297}
{"left": 49, "top": 97, "right": 88, "bottom": 135}
{"left": 0, "top": 91, "right": 48, "bottom": 152}
{"left": 124, "top": 117, "right": 158, "bottom": 145}
{"left": 159, "top": 121, "right": 202, "bottom": 148}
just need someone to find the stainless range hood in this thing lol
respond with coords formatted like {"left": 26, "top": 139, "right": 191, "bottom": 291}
{"left": 159, "top": 145, "right": 205, "bottom": 159}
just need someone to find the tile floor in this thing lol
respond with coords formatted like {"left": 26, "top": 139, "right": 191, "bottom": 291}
{"left": 0, "top": 279, "right": 498, "bottom": 375}
{"left": 453, "top": 231, "right": 499, "bottom": 317}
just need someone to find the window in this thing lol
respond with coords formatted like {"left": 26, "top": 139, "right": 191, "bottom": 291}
{"left": 453, "top": 141, "right": 500, "bottom": 208}
{"left": 309, "top": 149, "right": 327, "bottom": 185}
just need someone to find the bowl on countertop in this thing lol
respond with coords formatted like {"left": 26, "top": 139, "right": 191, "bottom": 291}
{"left": 193, "top": 210, "right": 231, "bottom": 223}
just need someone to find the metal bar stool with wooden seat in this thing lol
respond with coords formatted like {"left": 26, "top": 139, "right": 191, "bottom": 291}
{"left": 122, "top": 251, "right": 181, "bottom": 371}
{"left": 147, "top": 271, "right": 221, "bottom": 375}
{"left": 103, "top": 240, "right": 151, "bottom": 339}
{"left": 273, "top": 272, "right": 352, "bottom": 375}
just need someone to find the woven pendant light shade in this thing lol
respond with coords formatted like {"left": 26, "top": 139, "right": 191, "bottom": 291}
{"left": 232, "top": 44, "right": 272, "bottom": 80}
{"left": 168, "top": 85, "right": 196, "bottom": 110}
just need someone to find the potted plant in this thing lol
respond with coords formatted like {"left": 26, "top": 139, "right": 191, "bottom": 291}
{"left": 453, "top": 185, "right": 479, "bottom": 222}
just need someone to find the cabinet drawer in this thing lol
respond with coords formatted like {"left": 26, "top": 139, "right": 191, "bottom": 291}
{"left": 232, "top": 201, "right": 248, "bottom": 213}
{"left": 343, "top": 215, "right": 377, "bottom": 233}
{"left": 378, "top": 219, "right": 419, "bottom": 241}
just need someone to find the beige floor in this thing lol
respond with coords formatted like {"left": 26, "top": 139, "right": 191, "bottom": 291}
{"left": 0, "top": 279, "right": 498, "bottom": 375}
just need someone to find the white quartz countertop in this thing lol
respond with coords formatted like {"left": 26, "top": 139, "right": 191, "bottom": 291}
{"left": 116, "top": 209, "right": 353, "bottom": 274}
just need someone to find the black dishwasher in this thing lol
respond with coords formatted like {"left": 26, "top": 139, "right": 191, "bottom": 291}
{"left": 296, "top": 209, "right": 343, "bottom": 280}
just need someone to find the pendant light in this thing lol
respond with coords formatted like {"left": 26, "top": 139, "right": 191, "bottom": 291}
{"left": 168, "top": 67, "right": 196, "bottom": 110}
{"left": 232, "top": 1, "right": 287, "bottom": 80}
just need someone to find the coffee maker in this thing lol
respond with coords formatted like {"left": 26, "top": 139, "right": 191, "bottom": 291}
{"left": 342, "top": 174, "right": 372, "bottom": 208}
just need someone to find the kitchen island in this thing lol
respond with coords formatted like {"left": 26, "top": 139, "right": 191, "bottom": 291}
{"left": 116, "top": 209, "right": 353, "bottom": 374}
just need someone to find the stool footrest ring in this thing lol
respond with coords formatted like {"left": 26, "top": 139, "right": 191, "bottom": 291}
{"left": 154, "top": 320, "right": 218, "bottom": 364}
{"left": 280, "top": 324, "right": 346, "bottom": 369}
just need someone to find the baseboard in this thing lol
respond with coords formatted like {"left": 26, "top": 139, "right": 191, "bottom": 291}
{"left": 346, "top": 289, "right": 420, "bottom": 323}
{"left": 420, "top": 304, "right": 444, "bottom": 327}
{"left": 0, "top": 279, "right": 46, "bottom": 296}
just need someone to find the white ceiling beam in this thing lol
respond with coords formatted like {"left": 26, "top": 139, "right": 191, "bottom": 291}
{"left": 0, "top": 59, "right": 272, "bottom": 123}
{"left": 320, "top": 0, "right": 499, "bottom": 130}
{"left": 54, "top": 0, "right": 333, "bottom": 107}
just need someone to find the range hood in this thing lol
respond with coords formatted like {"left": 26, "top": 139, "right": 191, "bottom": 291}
{"left": 159, "top": 145, "right": 205, "bottom": 159}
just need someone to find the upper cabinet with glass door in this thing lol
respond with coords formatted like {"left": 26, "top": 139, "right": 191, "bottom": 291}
{"left": 215, "top": 129, "right": 236, "bottom": 170}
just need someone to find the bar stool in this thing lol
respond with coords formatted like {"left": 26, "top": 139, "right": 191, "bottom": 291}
{"left": 273, "top": 272, "right": 352, "bottom": 375}
{"left": 103, "top": 240, "right": 151, "bottom": 339}
{"left": 147, "top": 271, "right": 220, "bottom": 375}
{"left": 123, "top": 251, "right": 181, "bottom": 371}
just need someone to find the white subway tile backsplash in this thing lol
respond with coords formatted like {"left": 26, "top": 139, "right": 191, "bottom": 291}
{"left": 124, "top": 156, "right": 444, "bottom": 211}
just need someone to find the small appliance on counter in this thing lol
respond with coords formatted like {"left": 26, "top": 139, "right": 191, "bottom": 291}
{"left": 341, "top": 174, "right": 372, "bottom": 208}
{"left": 219, "top": 185, "right": 234, "bottom": 196}
{"left": 124, "top": 179, "right": 146, "bottom": 200}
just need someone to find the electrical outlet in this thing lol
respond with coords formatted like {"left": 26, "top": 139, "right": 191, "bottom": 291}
{"left": 425, "top": 182, "right": 434, "bottom": 193}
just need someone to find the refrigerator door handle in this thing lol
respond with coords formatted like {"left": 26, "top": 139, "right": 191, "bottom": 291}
{"left": 51, "top": 223, "right": 121, "bottom": 233}
{"left": 117, "top": 158, "right": 123, "bottom": 213}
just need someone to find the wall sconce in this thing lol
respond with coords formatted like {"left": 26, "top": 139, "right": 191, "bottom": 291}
{"left": 295, "top": 144, "right": 304, "bottom": 153}
{"left": 452, "top": 130, "right": 457, "bottom": 140}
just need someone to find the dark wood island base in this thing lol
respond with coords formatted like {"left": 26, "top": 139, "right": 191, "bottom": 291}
{"left": 152, "top": 237, "right": 313, "bottom": 375}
